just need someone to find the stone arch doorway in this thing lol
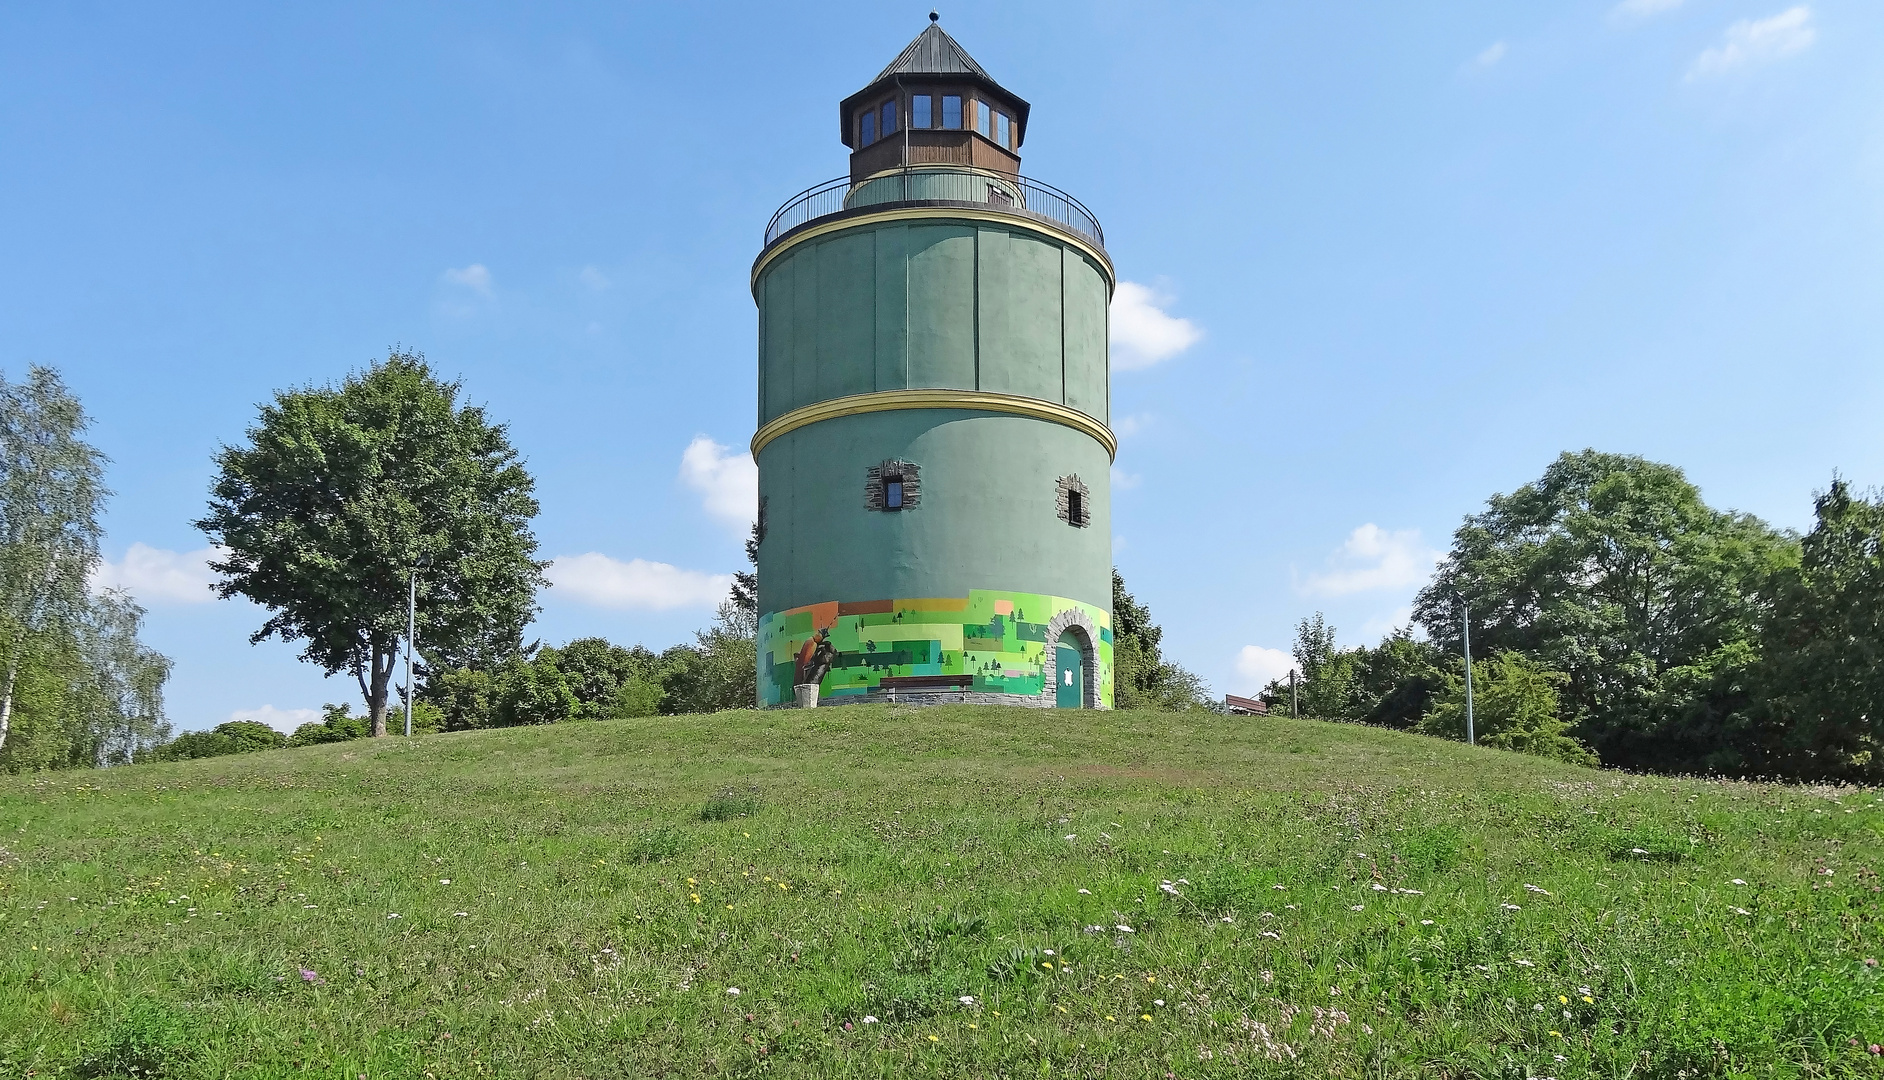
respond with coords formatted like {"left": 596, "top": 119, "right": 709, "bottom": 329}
{"left": 1042, "top": 608, "right": 1102, "bottom": 709}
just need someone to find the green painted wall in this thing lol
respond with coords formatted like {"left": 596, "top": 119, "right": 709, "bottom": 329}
{"left": 755, "top": 409, "right": 1113, "bottom": 616}
{"left": 755, "top": 217, "right": 1110, "bottom": 426}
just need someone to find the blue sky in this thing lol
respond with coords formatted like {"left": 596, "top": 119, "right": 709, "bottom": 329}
{"left": 2, "top": 2, "right": 1879, "bottom": 730}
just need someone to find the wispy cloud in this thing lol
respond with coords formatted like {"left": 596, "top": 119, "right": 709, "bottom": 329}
{"left": 1111, "top": 282, "right": 1202, "bottom": 371}
{"left": 1113, "top": 413, "right": 1153, "bottom": 439}
{"left": 443, "top": 263, "right": 494, "bottom": 296}
{"left": 230, "top": 705, "right": 319, "bottom": 734}
{"left": 578, "top": 265, "right": 610, "bottom": 291}
{"left": 1110, "top": 467, "right": 1141, "bottom": 491}
{"left": 1687, "top": 6, "right": 1815, "bottom": 79}
{"left": 679, "top": 435, "right": 758, "bottom": 536}
{"left": 1235, "top": 645, "right": 1297, "bottom": 693}
{"left": 1473, "top": 41, "right": 1508, "bottom": 68}
{"left": 91, "top": 543, "right": 221, "bottom": 604}
{"left": 1611, "top": 0, "right": 1684, "bottom": 22}
{"left": 1300, "top": 524, "right": 1441, "bottom": 597}
{"left": 545, "top": 553, "right": 732, "bottom": 611}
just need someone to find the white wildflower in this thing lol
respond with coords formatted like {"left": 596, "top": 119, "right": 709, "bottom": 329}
{"left": 726, "top": 987, "right": 741, "bottom": 996}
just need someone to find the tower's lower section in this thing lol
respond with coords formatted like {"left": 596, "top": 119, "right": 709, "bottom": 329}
{"left": 758, "top": 587, "right": 1112, "bottom": 708}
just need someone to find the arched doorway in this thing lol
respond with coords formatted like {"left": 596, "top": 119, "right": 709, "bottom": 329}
{"left": 1055, "top": 630, "right": 1088, "bottom": 709}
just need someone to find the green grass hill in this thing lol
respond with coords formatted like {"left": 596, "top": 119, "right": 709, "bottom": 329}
{"left": 4, "top": 706, "right": 1881, "bottom": 1078}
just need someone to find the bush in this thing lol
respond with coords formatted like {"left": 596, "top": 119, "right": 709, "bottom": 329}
{"left": 157, "top": 720, "right": 286, "bottom": 761}
{"left": 286, "top": 704, "right": 367, "bottom": 747}
{"left": 1419, "top": 651, "right": 1598, "bottom": 766}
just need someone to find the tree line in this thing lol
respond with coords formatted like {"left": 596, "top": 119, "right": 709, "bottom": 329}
{"left": 1263, "top": 450, "right": 1884, "bottom": 781}
{"left": 0, "top": 348, "right": 1237, "bottom": 772}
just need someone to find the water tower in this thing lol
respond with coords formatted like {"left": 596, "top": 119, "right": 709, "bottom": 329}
{"left": 751, "top": 15, "right": 1115, "bottom": 709}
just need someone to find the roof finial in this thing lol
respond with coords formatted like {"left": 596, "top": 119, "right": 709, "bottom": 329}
{"left": 930, "top": 10, "right": 940, "bottom": 23}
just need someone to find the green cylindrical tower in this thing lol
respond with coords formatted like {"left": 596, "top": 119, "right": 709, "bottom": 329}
{"left": 752, "top": 16, "right": 1115, "bottom": 709}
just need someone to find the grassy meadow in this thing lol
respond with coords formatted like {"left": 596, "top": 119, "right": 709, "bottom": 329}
{"left": 3, "top": 704, "right": 1882, "bottom": 1078}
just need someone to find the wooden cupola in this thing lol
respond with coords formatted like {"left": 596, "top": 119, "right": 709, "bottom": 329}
{"left": 838, "top": 13, "right": 1031, "bottom": 184}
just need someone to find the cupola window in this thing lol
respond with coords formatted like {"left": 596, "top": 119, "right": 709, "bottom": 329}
{"left": 860, "top": 110, "right": 877, "bottom": 146}
{"left": 912, "top": 94, "right": 932, "bottom": 129}
{"left": 976, "top": 100, "right": 991, "bottom": 137}
{"left": 881, "top": 100, "right": 898, "bottom": 136}
{"left": 866, "top": 460, "right": 922, "bottom": 512}
{"left": 995, "top": 111, "right": 1010, "bottom": 148}
{"left": 942, "top": 95, "right": 962, "bottom": 129}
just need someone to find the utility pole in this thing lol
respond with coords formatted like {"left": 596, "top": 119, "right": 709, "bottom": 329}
{"left": 1290, "top": 669, "right": 1299, "bottom": 719}
{"left": 1459, "top": 593, "right": 1474, "bottom": 746}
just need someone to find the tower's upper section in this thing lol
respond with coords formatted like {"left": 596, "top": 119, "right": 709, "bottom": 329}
{"left": 838, "top": 14, "right": 1030, "bottom": 184}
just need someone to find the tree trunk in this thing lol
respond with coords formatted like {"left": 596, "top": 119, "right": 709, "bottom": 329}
{"left": 0, "top": 654, "right": 16, "bottom": 752}
{"left": 368, "top": 644, "right": 395, "bottom": 737}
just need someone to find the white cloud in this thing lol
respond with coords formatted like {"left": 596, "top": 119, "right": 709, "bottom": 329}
{"left": 443, "top": 263, "right": 494, "bottom": 295}
{"left": 1474, "top": 41, "right": 1508, "bottom": 67}
{"left": 1110, "top": 282, "right": 1202, "bottom": 371}
{"left": 1111, "top": 467, "right": 1141, "bottom": 490}
{"left": 1301, "top": 524, "right": 1441, "bottom": 597}
{"left": 679, "top": 435, "right": 758, "bottom": 535}
{"left": 91, "top": 543, "right": 221, "bottom": 604}
{"left": 1235, "top": 645, "right": 1298, "bottom": 693}
{"left": 1687, "top": 6, "right": 1814, "bottom": 79}
{"left": 1611, "top": 0, "right": 1684, "bottom": 21}
{"left": 578, "top": 266, "right": 610, "bottom": 291}
{"left": 230, "top": 705, "right": 320, "bottom": 734}
{"left": 546, "top": 553, "right": 732, "bottom": 611}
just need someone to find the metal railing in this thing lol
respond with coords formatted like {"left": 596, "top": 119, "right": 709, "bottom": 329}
{"left": 763, "top": 167, "right": 1105, "bottom": 251}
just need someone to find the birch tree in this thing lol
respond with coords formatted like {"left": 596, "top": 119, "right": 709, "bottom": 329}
{"left": 197, "top": 350, "right": 545, "bottom": 736}
{"left": 0, "top": 368, "right": 107, "bottom": 753}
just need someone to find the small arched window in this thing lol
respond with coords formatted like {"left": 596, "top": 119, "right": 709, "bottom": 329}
{"left": 866, "top": 460, "right": 921, "bottom": 512}
{"left": 1056, "top": 475, "right": 1090, "bottom": 528}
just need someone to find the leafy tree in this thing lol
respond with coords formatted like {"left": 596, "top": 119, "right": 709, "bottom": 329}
{"left": 1414, "top": 450, "right": 1794, "bottom": 771}
{"left": 1418, "top": 651, "right": 1597, "bottom": 766}
{"left": 1112, "top": 569, "right": 1209, "bottom": 710}
{"left": 79, "top": 589, "right": 174, "bottom": 765}
{"left": 543, "top": 637, "right": 665, "bottom": 721}
{"left": 425, "top": 667, "right": 496, "bottom": 731}
{"left": 730, "top": 521, "right": 759, "bottom": 622}
{"left": 661, "top": 603, "right": 757, "bottom": 714}
{"left": 493, "top": 653, "right": 576, "bottom": 726}
{"left": 159, "top": 719, "right": 287, "bottom": 761}
{"left": 1753, "top": 479, "right": 1884, "bottom": 780}
{"left": 198, "top": 350, "right": 546, "bottom": 736}
{"left": 0, "top": 368, "right": 109, "bottom": 754}
{"left": 1352, "top": 630, "right": 1448, "bottom": 729}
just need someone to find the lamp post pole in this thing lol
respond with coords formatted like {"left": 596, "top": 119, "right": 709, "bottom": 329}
{"left": 1459, "top": 593, "right": 1474, "bottom": 746}
{"left": 404, "top": 569, "right": 416, "bottom": 738}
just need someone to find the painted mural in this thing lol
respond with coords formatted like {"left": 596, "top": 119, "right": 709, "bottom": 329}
{"left": 757, "top": 589, "right": 1113, "bottom": 708}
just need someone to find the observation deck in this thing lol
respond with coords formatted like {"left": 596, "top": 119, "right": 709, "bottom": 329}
{"left": 762, "top": 165, "right": 1105, "bottom": 256}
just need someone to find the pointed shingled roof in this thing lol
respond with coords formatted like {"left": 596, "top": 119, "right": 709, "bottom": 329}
{"left": 839, "top": 18, "right": 1029, "bottom": 149}
{"left": 875, "top": 22, "right": 991, "bottom": 82}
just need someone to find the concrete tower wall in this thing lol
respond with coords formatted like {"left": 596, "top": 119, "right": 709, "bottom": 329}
{"left": 755, "top": 216, "right": 1110, "bottom": 425}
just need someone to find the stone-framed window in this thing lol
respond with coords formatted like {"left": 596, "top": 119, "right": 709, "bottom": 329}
{"left": 1056, "top": 474, "right": 1090, "bottom": 528}
{"left": 866, "top": 460, "right": 921, "bottom": 512}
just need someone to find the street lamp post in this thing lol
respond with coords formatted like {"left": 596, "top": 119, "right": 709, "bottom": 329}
{"left": 404, "top": 554, "right": 431, "bottom": 738}
{"left": 1458, "top": 593, "right": 1475, "bottom": 746}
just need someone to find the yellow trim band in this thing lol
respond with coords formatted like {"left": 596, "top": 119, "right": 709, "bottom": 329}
{"left": 752, "top": 206, "right": 1115, "bottom": 297}
{"left": 750, "top": 390, "right": 1117, "bottom": 462}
